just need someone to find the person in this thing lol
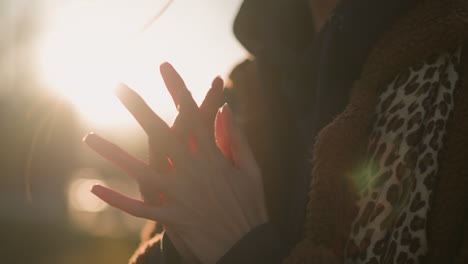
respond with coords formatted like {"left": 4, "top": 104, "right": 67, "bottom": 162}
{"left": 84, "top": 0, "right": 468, "bottom": 263}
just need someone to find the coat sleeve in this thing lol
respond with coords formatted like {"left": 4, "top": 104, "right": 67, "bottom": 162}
{"left": 129, "top": 232, "right": 165, "bottom": 264}
{"left": 455, "top": 216, "right": 468, "bottom": 264}
{"left": 129, "top": 223, "right": 286, "bottom": 264}
{"left": 217, "top": 223, "right": 286, "bottom": 264}
{"left": 129, "top": 232, "right": 182, "bottom": 264}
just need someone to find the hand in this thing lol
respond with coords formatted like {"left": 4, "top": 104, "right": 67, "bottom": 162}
{"left": 86, "top": 62, "right": 224, "bottom": 263}
{"left": 84, "top": 63, "right": 268, "bottom": 264}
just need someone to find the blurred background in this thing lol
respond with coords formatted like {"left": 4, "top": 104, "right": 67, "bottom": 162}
{"left": 0, "top": 0, "right": 246, "bottom": 263}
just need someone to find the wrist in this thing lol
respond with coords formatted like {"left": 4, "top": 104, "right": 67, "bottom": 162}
{"left": 195, "top": 220, "right": 269, "bottom": 264}
{"left": 217, "top": 222, "right": 285, "bottom": 264}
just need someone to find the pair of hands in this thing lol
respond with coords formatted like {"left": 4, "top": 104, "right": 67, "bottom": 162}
{"left": 84, "top": 63, "right": 268, "bottom": 264}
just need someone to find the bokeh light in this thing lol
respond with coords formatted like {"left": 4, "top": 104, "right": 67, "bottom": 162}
{"left": 68, "top": 177, "right": 108, "bottom": 213}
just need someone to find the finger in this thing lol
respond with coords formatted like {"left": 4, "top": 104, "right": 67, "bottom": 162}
{"left": 160, "top": 62, "right": 197, "bottom": 110}
{"left": 199, "top": 76, "right": 224, "bottom": 132}
{"left": 172, "top": 76, "right": 223, "bottom": 138}
{"left": 116, "top": 84, "right": 189, "bottom": 167}
{"left": 116, "top": 83, "right": 171, "bottom": 137}
{"left": 215, "top": 108, "right": 233, "bottom": 164}
{"left": 171, "top": 76, "right": 223, "bottom": 153}
{"left": 160, "top": 62, "right": 198, "bottom": 152}
{"left": 91, "top": 185, "right": 171, "bottom": 222}
{"left": 179, "top": 88, "right": 226, "bottom": 164}
{"left": 171, "top": 115, "right": 199, "bottom": 156}
{"left": 84, "top": 133, "right": 153, "bottom": 180}
{"left": 220, "top": 104, "right": 260, "bottom": 175}
{"left": 160, "top": 63, "right": 223, "bottom": 161}
{"left": 148, "top": 137, "right": 172, "bottom": 172}
{"left": 84, "top": 133, "right": 168, "bottom": 203}
{"left": 160, "top": 63, "right": 224, "bottom": 125}
{"left": 171, "top": 108, "right": 191, "bottom": 144}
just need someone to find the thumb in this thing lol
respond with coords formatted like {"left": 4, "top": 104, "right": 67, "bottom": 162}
{"left": 215, "top": 105, "right": 233, "bottom": 163}
{"left": 217, "top": 104, "right": 260, "bottom": 176}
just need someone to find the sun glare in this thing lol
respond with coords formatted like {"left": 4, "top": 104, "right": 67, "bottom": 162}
{"left": 38, "top": 1, "right": 139, "bottom": 125}
{"left": 37, "top": 0, "right": 246, "bottom": 127}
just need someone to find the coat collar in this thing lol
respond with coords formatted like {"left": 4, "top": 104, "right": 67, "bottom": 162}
{"left": 302, "top": 0, "right": 468, "bottom": 257}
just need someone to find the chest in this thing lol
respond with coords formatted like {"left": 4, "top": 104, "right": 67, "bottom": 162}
{"left": 345, "top": 47, "right": 462, "bottom": 263}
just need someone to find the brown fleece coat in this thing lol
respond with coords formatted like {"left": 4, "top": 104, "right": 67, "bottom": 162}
{"left": 281, "top": 0, "right": 468, "bottom": 263}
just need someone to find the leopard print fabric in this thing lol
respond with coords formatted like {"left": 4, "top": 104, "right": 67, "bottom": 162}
{"left": 344, "top": 46, "right": 462, "bottom": 264}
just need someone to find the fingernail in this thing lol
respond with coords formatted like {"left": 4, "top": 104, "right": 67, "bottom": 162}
{"left": 83, "top": 132, "right": 96, "bottom": 143}
{"left": 160, "top": 62, "right": 171, "bottom": 71}
{"left": 90, "top": 184, "right": 100, "bottom": 195}
{"left": 221, "top": 103, "right": 233, "bottom": 118}
{"left": 215, "top": 108, "right": 223, "bottom": 128}
{"left": 83, "top": 133, "right": 103, "bottom": 147}
{"left": 115, "top": 83, "right": 130, "bottom": 102}
{"left": 115, "top": 83, "right": 128, "bottom": 95}
{"left": 82, "top": 132, "right": 94, "bottom": 142}
{"left": 160, "top": 62, "right": 175, "bottom": 78}
{"left": 212, "top": 76, "right": 224, "bottom": 87}
{"left": 219, "top": 104, "right": 228, "bottom": 130}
